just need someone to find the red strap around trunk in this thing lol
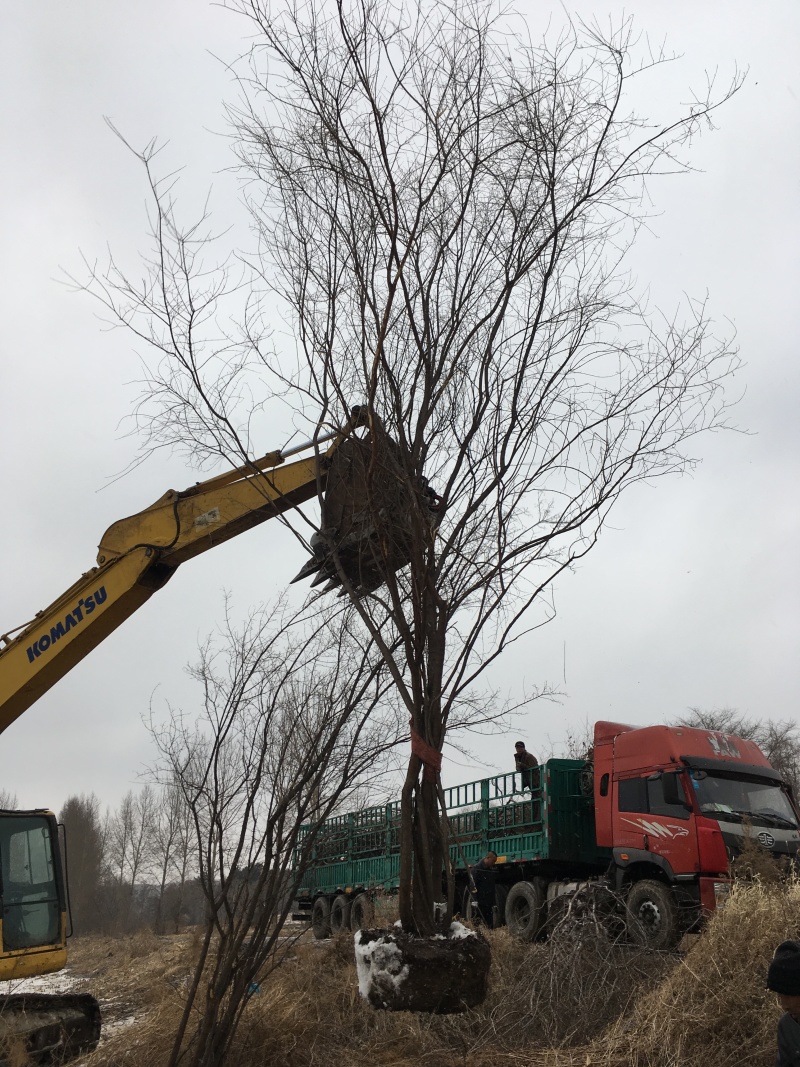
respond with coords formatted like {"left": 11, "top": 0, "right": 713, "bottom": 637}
{"left": 410, "top": 722, "right": 442, "bottom": 782}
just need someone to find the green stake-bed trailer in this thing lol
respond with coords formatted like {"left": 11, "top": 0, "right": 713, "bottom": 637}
{"left": 295, "top": 722, "right": 800, "bottom": 947}
{"left": 293, "top": 759, "right": 612, "bottom": 938}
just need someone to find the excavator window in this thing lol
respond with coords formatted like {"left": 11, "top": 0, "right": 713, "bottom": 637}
{"left": 0, "top": 817, "right": 60, "bottom": 951}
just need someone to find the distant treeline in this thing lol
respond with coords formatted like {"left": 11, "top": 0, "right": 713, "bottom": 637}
{"left": 57, "top": 788, "right": 203, "bottom": 935}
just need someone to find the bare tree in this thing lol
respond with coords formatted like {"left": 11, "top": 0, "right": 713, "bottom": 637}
{"left": 80, "top": 1, "right": 740, "bottom": 941}
{"left": 166, "top": 797, "right": 197, "bottom": 933}
{"left": 59, "top": 794, "right": 105, "bottom": 935}
{"left": 675, "top": 708, "right": 800, "bottom": 796}
{"left": 0, "top": 790, "right": 17, "bottom": 809}
{"left": 149, "top": 597, "right": 402, "bottom": 1067}
{"left": 106, "top": 785, "right": 158, "bottom": 929}
{"left": 150, "top": 779, "right": 196, "bottom": 935}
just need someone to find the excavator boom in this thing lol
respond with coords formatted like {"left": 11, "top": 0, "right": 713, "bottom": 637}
{"left": 0, "top": 438, "right": 334, "bottom": 734}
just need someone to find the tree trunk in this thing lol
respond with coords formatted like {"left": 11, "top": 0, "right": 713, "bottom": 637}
{"left": 399, "top": 731, "right": 452, "bottom": 935}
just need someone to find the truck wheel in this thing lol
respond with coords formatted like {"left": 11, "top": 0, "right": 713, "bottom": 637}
{"left": 311, "top": 896, "right": 331, "bottom": 940}
{"left": 463, "top": 885, "right": 504, "bottom": 927}
{"left": 330, "top": 893, "right": 352, "bottom": 933}
{"left": 626, "top": 880, "right": 680, "bottom": 950}
{"left": 349, "top": 892, "right": 374, "bottom": 932}
{"left": 505, "top": 880, "right": 545, "bottom": 941}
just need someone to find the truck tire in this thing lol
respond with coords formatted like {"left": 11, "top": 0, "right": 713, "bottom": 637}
{"left": 311, "top": 896, "right": 331, "bottom": 940}
{"left": 626, "top": 880, "right": 680, "bottom": 950}
{"left": 349, "top": 892, "right": 374, "bottom": 932}
{"left": 505, "top": 880, "right": 545, "bottom": 941}
{"left": 494, "top": 884, "right": 509, "bottom": 927}
{"left": 330, "top": 893, "right": 352, "bottom": 933}
{"left": 463, "top": 883, "right": 507, "bottom": 928}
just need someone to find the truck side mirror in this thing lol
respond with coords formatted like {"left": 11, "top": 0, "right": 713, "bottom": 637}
{"left": 662, "top": 772, "right": 691, "bottom": 809}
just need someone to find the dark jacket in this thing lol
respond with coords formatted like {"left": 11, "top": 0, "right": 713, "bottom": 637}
{"left": 777, "top": 1012, "right": 800, "bottom": 1066}
{"left": 514, "top": 749, "right": 538, "bottom": 771}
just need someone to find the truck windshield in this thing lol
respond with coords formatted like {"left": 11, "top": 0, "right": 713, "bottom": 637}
{"left": 689, "top": 772, "right": 797, "bottom": 829}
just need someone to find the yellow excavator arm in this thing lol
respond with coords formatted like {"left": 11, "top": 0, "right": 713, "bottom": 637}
{"left": 0, "top": 431, "right": 340, "bottom": 734}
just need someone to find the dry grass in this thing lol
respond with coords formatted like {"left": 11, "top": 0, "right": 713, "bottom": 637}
{"left": 592, "top": 879, "right": 800, "bottom": 1067}
{"left": 66, "top": 929, "right": 203, "bottom": 1065}
{"left": 63, "top": 880, "right": 797, "bottom": 1067}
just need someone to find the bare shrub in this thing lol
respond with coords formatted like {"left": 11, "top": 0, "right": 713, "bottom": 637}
{"left": 151, "top": 598, "right": 403, "bottom": 1067}
{"left": 465, "top": 919, "right": 671, "bottom": 1053}
{"left": 372, "top": 889, "right": 400, "bottom": 927}
{"left": 526, "top": 938, "right": 657, "bottom": 1045}
{"left": 730, "top": 822, "right": 788, "bottom": 885}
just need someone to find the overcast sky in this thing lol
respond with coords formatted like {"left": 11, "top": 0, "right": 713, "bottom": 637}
{"left": 1, "top": 1, "right": 798, "bottom": 816}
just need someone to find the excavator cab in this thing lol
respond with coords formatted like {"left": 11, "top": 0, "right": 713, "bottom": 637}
{"left": 0, "top": 811, "right": 101, "bottom": 1062}
{"left": 0, "top": 811, "right": 65, "bottom": 972}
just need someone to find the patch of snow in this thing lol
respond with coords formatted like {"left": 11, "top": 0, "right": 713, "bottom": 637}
{"left": 354, "top": 933, "right": 409, "bottom": 1001}
{"left": 101, "top": 1015, "right": 137, "bottom": 1038}
{"left": 354, "top": 933, "right": 375, "bottom": 999}
{"left": 448, "top": 921, "right": 476, "bottom": 940}
{"left": 0, "top": 971, "right": 80, "bottom": 994}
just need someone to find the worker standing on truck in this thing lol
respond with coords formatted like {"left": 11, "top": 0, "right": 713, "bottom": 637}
{"left": 514, "top": 742, "right": 539, "bottom": 792}
{"left": 470, "top": 851, "right": 498, "bottom": 928}
{"left": 767, "top": 941, "right": 800, "bottom": 1066}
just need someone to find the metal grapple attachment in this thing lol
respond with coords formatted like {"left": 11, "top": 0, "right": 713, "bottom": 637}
{"left": 291, "top": 433, "right": 442, "bottom": 596}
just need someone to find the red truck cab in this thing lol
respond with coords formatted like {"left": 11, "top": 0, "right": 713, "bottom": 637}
{"left": 593, "top": 720, "right": 800, "bottom": 935}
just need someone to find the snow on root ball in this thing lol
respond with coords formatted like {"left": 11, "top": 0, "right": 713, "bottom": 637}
{"left": 354, "top": 925, "right": 490, "bottom": 1013}
{"left": 354, "top": 933, "right": 410, "bottom": 999}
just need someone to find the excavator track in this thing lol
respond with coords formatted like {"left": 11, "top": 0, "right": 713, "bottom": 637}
{"left": 0, "top": 993, "right": 100, "bottom": 1065}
